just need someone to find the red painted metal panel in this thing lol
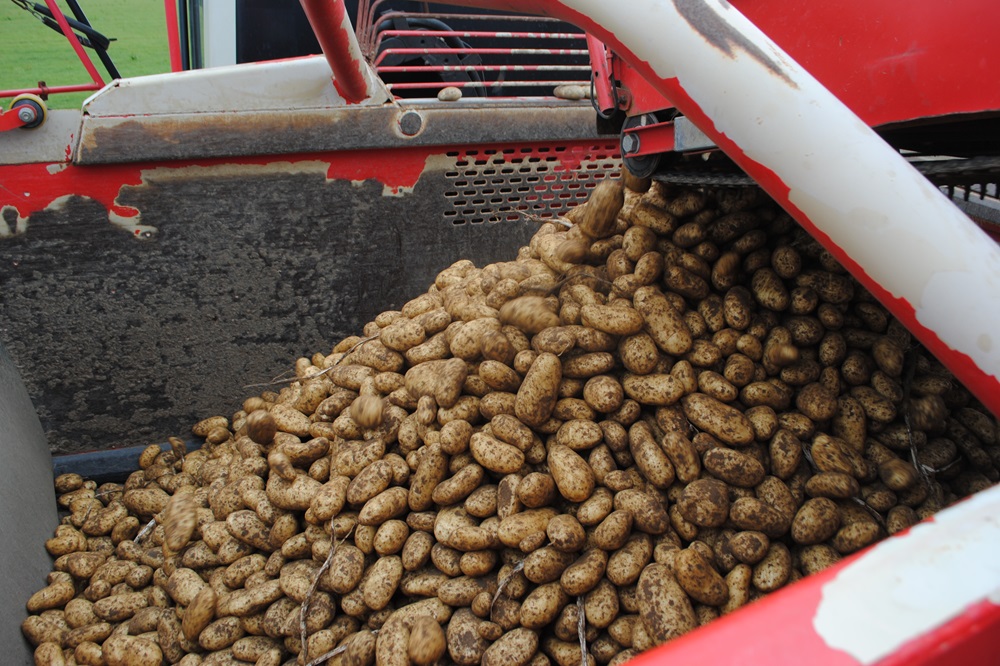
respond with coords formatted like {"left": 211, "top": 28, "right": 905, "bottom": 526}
{"left": 608, "top": 0, "right": 1000, "bottom": 126}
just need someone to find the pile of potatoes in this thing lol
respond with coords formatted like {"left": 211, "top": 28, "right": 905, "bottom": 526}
{"left": 24, "top": 176, "right": 1000, "bottom": 666}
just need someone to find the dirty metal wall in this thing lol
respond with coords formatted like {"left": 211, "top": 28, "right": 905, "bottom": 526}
{"left": 0, "top": 142, "right": 620, "bottom": 454}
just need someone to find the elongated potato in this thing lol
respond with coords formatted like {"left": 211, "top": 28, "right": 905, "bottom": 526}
{"left": 637, "top": 563, "right": 697, "bottom": 645}
{"left": 515, "top": 353, "right": 562, "bottom": 428}
{"left": 681, "top": 393, "right": 754, "bottom": 446}
{"left": 633, "top": 288, "right": 693, "bottom": 356}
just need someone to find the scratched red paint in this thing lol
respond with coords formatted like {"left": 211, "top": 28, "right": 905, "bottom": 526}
{"left": 0, "top": 161, "right": 146, "bottom": 225}
{"left": 0, "top": 146, "right": 436, "bottom": 233}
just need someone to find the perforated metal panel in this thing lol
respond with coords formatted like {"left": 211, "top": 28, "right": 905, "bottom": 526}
{"left": 443, "top": 143, "right": 621, "bottom": 225}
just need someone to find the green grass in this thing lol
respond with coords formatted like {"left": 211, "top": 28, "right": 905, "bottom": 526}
{"left": 0, "top": 0, "right": 171, "bottom": 109}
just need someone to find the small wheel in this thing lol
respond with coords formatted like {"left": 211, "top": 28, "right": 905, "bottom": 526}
{"left": 10, "top": 93, "right": 47, "bottom": 130}
{"left": 621, "top": 113, "right": 662, "bottom": 179}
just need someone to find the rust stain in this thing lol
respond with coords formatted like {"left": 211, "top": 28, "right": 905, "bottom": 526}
{"left": 672, "top": 0, "right": 797, "bottom": 87}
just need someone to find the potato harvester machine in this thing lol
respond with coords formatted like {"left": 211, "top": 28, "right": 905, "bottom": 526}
{"left": 2, "top": 0, "right": 1000, "bottom": 663}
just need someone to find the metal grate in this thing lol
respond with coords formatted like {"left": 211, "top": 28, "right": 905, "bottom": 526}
{"left": 357, "top": 0, "right": 592, "bottom": 98}
{"left": 442, "top": 143, "right": 621, "bottom": 225}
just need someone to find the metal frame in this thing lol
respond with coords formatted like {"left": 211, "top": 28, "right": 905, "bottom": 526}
{"left": 0, "top": 0, "right": 108, "bottom": 100}
{"left": 355, "top": 0, "right": 591, "bottom": 97}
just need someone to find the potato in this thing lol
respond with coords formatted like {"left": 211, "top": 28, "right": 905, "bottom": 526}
{"left": 515, "top": 353, "right": 562, "bottom": 427}
{"left": 471, "top": 432, "right": 526, "bottom": 474}
{"left": 359, "top": 486, "right": 409, "bottom": 526}
{"left": 751, "top": 542, "right": 792, "bottom": 592}
{"left": 674, "top": 549, "right": 726, "bottom": 606}
{"left": 703, "top": 448, "right": 765, "bottom": 487}
{"left": 520, "top": 582, "right": 570, "bottom": 630}
{"left": 433, "top": 465, "right": 485, "bottom": 507}
{"left": 578, "top": 179, "right": 625, "bottom": 239}
{"left": 633, "top": 288, "right": 693, "bottom": 355}
{"left": 539, "top": 514, "right": 583, "bottom": 553}
{"left": 103, "top": 635, "right": 163, "bottom": 666}
{"left": 729, "top": 497, "right": 789, "bottom": 538}
{"left": 878, "top": 458, "right": 920, "bottom": 492}
{"left": 404, "top": 358, "right": 467, "bottom": 409}
{"left": 677, "top": 479, "right": 729, "bottom": 528}
{"left": 636, "top": 563, "right": 697, "bottom": 645}
{"left": 578, "top": 304, "right": 643, "bottom": 336}
{"left": 560, "top": 548, "right": 608, "bottom": 595}
{"left": 627, "top": 421, "right": 675, "bottom": 488}
{"left": 499, "top": 296, "right": 560, "bottom": 335}
{"left": 832, "top": 521, "right": 882, "bottom": 555}
{"left": 681, "top": 393, "right": 754, "bottom": 446}
{"left": 618, "top": 372, "right": 684, "bottom": 407}
{"left": 181, "top": 585, "right": 217, "bottom": 642}
{"left": 399, "top": 615, "right": 445, "bottom": 666}
{"left": 606, "top": 534, "right": 653, "bottom": 587}
{"left": 727, "top": 531, "right": 770, "bottom": 565}
{"left": 92, "top": 591, "right": 148, "bottom": 622}
{"left": 613, "top": 489, "right": 669, "bottom": 535}
{"left": 498, "top": 508, "right": 558, "bottom": 549}
{"left": 482, "top": 627, "right": 538, "bottom": 666}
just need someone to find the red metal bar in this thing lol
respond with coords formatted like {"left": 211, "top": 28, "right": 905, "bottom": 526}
{"left": 375, "top": 11, "right": 567, "bottom": 23}
{"left": 43, "top": 0, "right": 104, "bottom": 89}
{"left": 585, "top": 33, "right": 615, "bottom": 115}
{"left": 0, "top": 110, "right": 30, "bottom": 132}
{"left": 377, "top": 64, "right": 589, "bottom": 72}
{"left": 1, "top": 83, "right": 102, "bottom": 98}
{"left": 373, "top": 47, "right": 588, "bottom": 65}
{"left": 385, "top": 79, "right": 584, "bottom": 89}
{"left": 163, "top": 0, "right": 184, "bottom": 73}
{"left": 299, "top": 0, "right": 370, "bottom": 104}
{"left": 622, "top": 121, "right": 676, "bottom": 156}
{"left": 376, "top": 29, "right": 584, "bottom": 39}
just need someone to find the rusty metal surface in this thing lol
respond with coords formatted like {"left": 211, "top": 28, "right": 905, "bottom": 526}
{"left": 75, "top": 103, "right": 610, "bottom": 165}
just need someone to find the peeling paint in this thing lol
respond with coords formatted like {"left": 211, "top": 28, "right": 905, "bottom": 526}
{"left": 672, "top": 0, "right": 794, "bottom": 85}
{"left": 0, "top": 147, "right": 434, "bottom": 241}
{"left": 814, "top": 488, "right": 1000, "bottom": 664}
{"left": 0, "top": 205, "right": 28, "bottom": 238}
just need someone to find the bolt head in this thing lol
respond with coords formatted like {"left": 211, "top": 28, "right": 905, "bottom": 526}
{"left": 621, "top": 133, "right": 640, "bottom": 154}
{"left": 17, "top": 107, "right": 36, "bottom": 123}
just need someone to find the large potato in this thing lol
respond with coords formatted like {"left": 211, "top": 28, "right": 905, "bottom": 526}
{"left": 515, "top": 353, "right": 562, "bottom": 427}
{"left": 681, "top": 393, "right": 755, "bottom": 446}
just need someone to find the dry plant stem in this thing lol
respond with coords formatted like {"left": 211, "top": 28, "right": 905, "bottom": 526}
{"left": 518, "top": 211, "right": 572, "bottom": 228}
{"left": 134, "top": 517, "right": 157, "bottom": 543}
{"left": 851, "top": 496, "right": 888, "bottom": 531}
{"left": 492, "top": 560, "right": 526, "bottom": 612}
{"left": 801, "top": 440, "right": 818, "bottom": 472}
{"left": 245, "top": 336, "right": 379, "bottom": 389}
{"left": 900, "top": 350, "right": 934, "bottom": 485}
{"left": 577, "top": 595, "right": 587, "bottom": 666}
{"left": 300, "top": 524, "right": 353, "bottom": 661}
